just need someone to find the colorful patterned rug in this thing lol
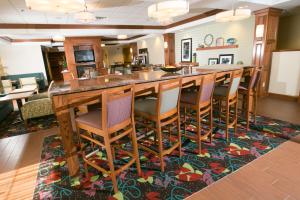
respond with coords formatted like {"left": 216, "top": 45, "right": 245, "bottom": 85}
{"left": 0, "top": 112, "right": 58, "bottom": 139}
{"left": 33, "top": 116, "right": 300, "bottom": 200}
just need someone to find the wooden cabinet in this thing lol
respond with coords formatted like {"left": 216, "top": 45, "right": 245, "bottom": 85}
{"left": 252, "top": 8, "right": 282, "bottom": 96}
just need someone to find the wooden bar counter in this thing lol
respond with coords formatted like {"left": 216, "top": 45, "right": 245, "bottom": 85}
{"left": 49, "top": 65, "right": 249, "bottom": 176}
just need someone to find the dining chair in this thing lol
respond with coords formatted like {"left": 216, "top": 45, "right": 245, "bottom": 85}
{"left": 181, "top": 73, "right": 216, "bottom": 154}
{"left": 75, "top": 85, "right": 141, "bottom": 193}
{"left": 213, "top": 69, "right": 243, "bottom": 142}
{"left": 19, "top": 77, "right": 39, "bottom": 93}
{"left": 239, "top": 66, "right": 262, "bottom": 130}
{"left": 1, "top": 79, "right": 13, "bottom": 93}
{"left": 135, "top": 78, "right": 182, "bottom": 172}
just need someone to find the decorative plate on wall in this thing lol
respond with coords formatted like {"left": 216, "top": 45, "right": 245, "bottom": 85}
{"left": 204, "top": 34, "right": 214, "bottom": 47}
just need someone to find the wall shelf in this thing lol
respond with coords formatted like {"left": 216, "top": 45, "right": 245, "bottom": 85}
{"left": 196, "top": 45, "right": 239, "bottom": 51}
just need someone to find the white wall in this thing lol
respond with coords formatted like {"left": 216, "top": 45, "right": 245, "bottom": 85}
{"left": 175, "top": 17, "right": 255, "bottom": 66}
{"left": 0, "top": 44, "right": 47, "bottom": 79}
{"left": 137, "top": 35, "right": 165, "bottom": 65}
{"left": 269, "top": 51, "right": 300, "bottom": 96}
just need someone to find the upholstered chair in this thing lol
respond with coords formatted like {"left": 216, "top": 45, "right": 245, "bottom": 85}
{"left": 135, "top": 78, "right": 182, "bottom": 172}
{"left": 20, "top": 81, "right": 54, "bottom": 125}
{"left": 1, "top": 80, "right": 13, "bottom": 93}
{"left": 181, "top": 73, "right": 216, "bottom": 154}
{"left": 19, "top": 77, "right": 39, "bottom": 93}
{"left": 75, "top": 85, "right": 141, "bottom": 193}
{"left": 213, "top": 69, "right": 243, "bottom": 141}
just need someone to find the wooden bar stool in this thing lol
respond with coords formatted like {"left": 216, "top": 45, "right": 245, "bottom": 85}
{"left": 213, "top": 69, "right": 243, "bottom": 142}
{"left": 239, "top": 66, "right": 262, "bottom": 130}
{"left": 75, "top": 85, "right": 141, "bottom": 193}
{"left": 135, "top": 78, "right": 182, "bottom": 172}
{"left": 180, "top": 73, "right": 216, "bottom": 154}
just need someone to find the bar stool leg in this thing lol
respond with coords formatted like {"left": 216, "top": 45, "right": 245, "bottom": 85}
{"left": 104, "top": 135, "right": 118, "bottom": 193}
{"left": 156, "top": 122, "right": 165, "bottom": 172}
{"left": 196, "top": 112, "right": 201, "bottom": 154}
{"left": 225, "top": 103, "right": 230, "bottom": 142}
{"left": 177, "top": 114, "right": 182, "bottom": 157}
{"left": 183, "top": 107, "right": 187, "bottom": 135}
{"left": 131, "top": 124, "right": 142, "bottom": 176}
{"left": 234, "top": 101, "right": 238, "bottom": 135}
{"left": 246, "top": 95, "right": 250, "bottom": 131}
{"left": 209, "top": 105, "right": 213, "bottom": 143}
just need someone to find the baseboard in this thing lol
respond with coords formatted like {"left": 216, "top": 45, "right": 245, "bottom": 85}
{"left": 268, "top": 93, "right": 298, "bottom": 102}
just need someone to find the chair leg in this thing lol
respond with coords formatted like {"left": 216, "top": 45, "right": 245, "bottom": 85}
{"left": 246, "top": 96, "right": 250, "bottom": 131}
{"left": 183, "top": 107, "right": 187, "bottom": 135}
{"left": 76, "top": 127, "right": 89, "bottom": 177}
{"left": 225, "top": 103, "right": 230, "bottom": 142}
{"left": 177, "top": 115, "right": 182, "bottom": 157}
{"left": 253, "top": 92, "right": 258, "bottom": 124}
{"left": 209, "top": 105, "right": 213, "bottom": 144}
{"left": 156, "top": 121, "right": 165, "bottom": 172}
{"left": 104, "top": 136, "right": 118, "bottom": 193}
{"left": 234, "top": 101, "right": 238, "bottom": 135}
{"left": 24, "top": 119, "right": 28, "bottom": 128}
{"left": 196, "top": 112, "right": 201, "bottom": 154}
{"left": 131, "top": 124, "right": 142, "bottom": 176}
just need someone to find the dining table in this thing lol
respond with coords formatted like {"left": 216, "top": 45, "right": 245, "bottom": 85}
{"left": 49, "top": 65, "right": 254, "bottom": 176}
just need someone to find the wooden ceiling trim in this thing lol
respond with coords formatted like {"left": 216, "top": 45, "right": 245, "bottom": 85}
{"left": 0, "top": 9, "right": 222, "bottom": 30}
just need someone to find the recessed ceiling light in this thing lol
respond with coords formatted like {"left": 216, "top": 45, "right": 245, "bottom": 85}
{"left": 117, "top": 35, "right": 128, "bottom": 40}
{"left": 52, "top": 35, "right": 65, "bottom": 42}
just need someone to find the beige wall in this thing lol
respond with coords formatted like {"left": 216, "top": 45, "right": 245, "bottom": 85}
{"left": 0, "top": 44, "right": 47, "bottom": 79}
{"left": 137, "top": 35, "right": 165, "bottom": 65}
{"left": 277, "top": 12, "right": 300, "bottom": 50}
{"left": 175, "top": 16, "right": 255, "bottom": 65}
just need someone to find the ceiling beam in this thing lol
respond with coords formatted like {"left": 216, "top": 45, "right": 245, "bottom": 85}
{"left": 0, "top": 9, "right": 222, "bottom": 30}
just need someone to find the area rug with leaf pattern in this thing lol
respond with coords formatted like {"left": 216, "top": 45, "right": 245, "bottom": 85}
{"left": 0, "top": 112, "right": 58, "bottom": 139}
{"left": 33, "top": 116, "right": 300, "bottom": 200}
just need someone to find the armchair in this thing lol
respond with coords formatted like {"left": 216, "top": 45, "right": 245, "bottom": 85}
{"left": 20, "top": 81, "right": 54, "bottom": 125}
{"left": 19, "top": 77, "right": 39, "bottom": 93}
{"left": 1, "top": 80, "right": 14, "bottom": 93}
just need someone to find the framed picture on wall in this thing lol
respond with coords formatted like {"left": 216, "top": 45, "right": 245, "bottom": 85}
{"left": 208, "top": 58, "right": 219, "bottom": 65}
{"left": 181, "top": 38, "right": 192, "bottom": 62}
{"left": 219, "top": 54, "right": 234, "bottom": 64}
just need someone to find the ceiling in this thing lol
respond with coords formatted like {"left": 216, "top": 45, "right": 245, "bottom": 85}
{"left": 0, "top": 0, "right": 300, "bottom": 42}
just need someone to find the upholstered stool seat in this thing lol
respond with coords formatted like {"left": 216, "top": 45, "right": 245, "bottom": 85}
{"left": 135, "top": 97, "right": 157, "bottom": 116}
{"left": 214, "top": 86, "right": 228, "bottom": 96}
{"left": 75, "top": 109, "right": 102, "bottom": 129}
{"left": 180, "top": 92, "right": 197, "bottom": 105}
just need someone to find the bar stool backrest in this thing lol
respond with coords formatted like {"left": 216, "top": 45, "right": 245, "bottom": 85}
{"left": 102, "top": 85, "right": 134, "bottom": 132}
{"left": 198, "top": 73, "right": 216, "bottom": 107}
{"left": 158, "top": 78, "right": 182, "bottom": 116}
{"left": 228, "top": 69, "right": 243, "bottom": 98}
{"left": 252, "top": 67, "right": 262, "bottom": 92}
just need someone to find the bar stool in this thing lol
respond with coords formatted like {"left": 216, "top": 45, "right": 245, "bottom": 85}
{"left": 239, "top": 66, "right": 262, "bottom": 130}
{"left": 180, "top": 73, "right": 216, "bottom": 154}
{"left": 135, "top": 78, "right": 182, "bottom": 172}
{"left": 75, "top": 85, "right": 141, "bottom": 193}
{"left": 213, "top": 69, "right": 243, "bottom": 142}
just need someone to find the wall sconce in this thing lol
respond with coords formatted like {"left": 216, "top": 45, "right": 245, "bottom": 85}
{"left": 255, "top": 24, "right": 264, "bottom": 38}
{"left": 164, "top": 41, "right": 168, "bottom": 49}
{"left": 101, "top": 43, "right": 105, "bottom": 47}
{"left": 130, "top": 48, "right": 133, "bottom": 53}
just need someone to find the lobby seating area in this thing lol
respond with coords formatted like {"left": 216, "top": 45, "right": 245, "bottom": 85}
{"left": 0, "top": 1, "right": 300, "bottom": 200}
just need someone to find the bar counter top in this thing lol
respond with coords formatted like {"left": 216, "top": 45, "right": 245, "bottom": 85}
{"left": 49, "top": 65, "right": 246, "bottom": 96}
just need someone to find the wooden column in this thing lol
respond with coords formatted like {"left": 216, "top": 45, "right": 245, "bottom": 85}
{"left": 252, "top": 8, "right": 282, "bottom": 96}
{"left": 64, "top": 37, "right": 103, "bottom": 79}
{"left": 163, "top": 33, "right": 175, "bottom": 66}
{"left": 129, "top": 42, "right": 138, "bottom": 59}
